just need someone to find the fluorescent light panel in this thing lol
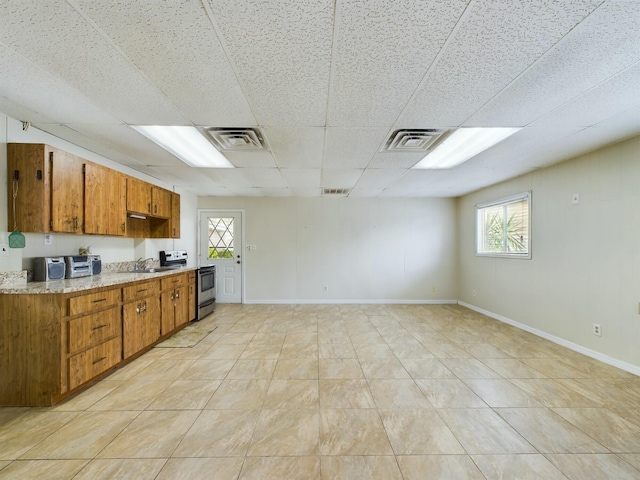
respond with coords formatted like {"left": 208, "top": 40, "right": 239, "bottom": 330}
{"left": 412, "top": 127, "right": 520, "bottom": 169}
{"left": 131, "top": 125, "right": 234, "bottom": 168}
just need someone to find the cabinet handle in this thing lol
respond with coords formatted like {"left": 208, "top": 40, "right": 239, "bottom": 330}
{"left": 170, "top": 294, "right": 175, "bottom": 301}
{"left": 92, "top": 356, "right": 107, "bottom": 365}
{"left": 137, "top": 288, "right": 147, "bottom": 293}
{"left": 121, "top": 222, "right": 125, "bottom": 232}
{"left": 154, "top": 204, "right": 158, "bottom": 214}
{"left": 147, "top": 202, "right": 151, "bottom": 213}
{"left": 92, "top": 298, "right": 107, "bottom": 304}
{"left": 142, "top": 300, "right": 147, "bottom": 312}
{"left": 74, "top": 216, "right": 78, "bottom": 230}
{"left": 136, "top": 304, "right": 141, "bottom": 314}
{"left": 92, "top": 324, "right": 107, "bottom": 331}
{"left": 175, "top": 291, "right": 179, "bottom": 299}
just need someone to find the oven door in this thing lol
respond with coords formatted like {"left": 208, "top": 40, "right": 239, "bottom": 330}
{"left": 198, "top": 266, "right": 216, "bottom": 303}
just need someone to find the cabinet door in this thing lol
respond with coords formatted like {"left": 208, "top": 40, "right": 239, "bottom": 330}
{"left": 161, "top": 290, "right": 176, "bottom": 335}
{"left": 84, "top": 164, "right": 126, "bottom": 235}
{"left": 170, "top": 192, "right": 180, "bottom": 238}
{"left": 7, "top": 143, "right": 50, "bottom": 233}
{"left": 123, "top": 300, "right": 146, "bottom": 358}
{"left": 142, "top": 296, "right": 161, "bottom": 347}
{"left": 126, "top": 177, "right": 151, "bottom": 215}
{"left": 50, "top": 148, "right": 84, "bottom": 233}
{"left": 174, "top": 285, "right": 189, "bottom": 328}
{"left": 152, "top": 187, "right": 172, "bottom": 218}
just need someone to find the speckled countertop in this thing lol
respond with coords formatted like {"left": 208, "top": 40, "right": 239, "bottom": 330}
{"left": 0, "top": 267, "right": 197, "bottom": 295}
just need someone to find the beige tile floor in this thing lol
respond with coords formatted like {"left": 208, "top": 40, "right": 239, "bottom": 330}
{"left": 1, "top": 304, "right": 640, "bottom": 479}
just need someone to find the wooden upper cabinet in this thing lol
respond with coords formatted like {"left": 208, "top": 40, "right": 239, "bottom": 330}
{"left": 126, "top": 177, "right": 152, "bottom": 215}
{"left": 84, "top": 163, "right": 126, "bottom": 236}
{"left": 7, "top": 143, "right": 50, "bottom": 232}
{"left": 7, "top": 143, "right": 84, "bottom": 234}
{"left": 50, "top": 149, "right": 84, "bottom": 233}
{"left": 152, "top": 186, "right": 171, "bottom": 218}
{"left": 171, "top": 192, "right": 180, "bottom": 238}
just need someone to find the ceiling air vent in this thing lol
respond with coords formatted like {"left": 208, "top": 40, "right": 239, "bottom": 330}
{"left": 204, "top": 127, "right": 266, "bottom": 151}
{"left": 382, "top": 129, "right": 443, "bottom": 152}
{"left": 322, "top": 188, "right": 350, "bottom": 196}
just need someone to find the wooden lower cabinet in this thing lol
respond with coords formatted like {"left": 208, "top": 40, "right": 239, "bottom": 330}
{"left": 161, "top": 273, "right": 189, "bottom": 335}
{"left": 123, "top": 293, "right": 161, "bottom": 359}
{"left": 0, "top": 271, "right": 194, "bottom": 406}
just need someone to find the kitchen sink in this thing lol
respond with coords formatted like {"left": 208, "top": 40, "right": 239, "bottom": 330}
{"left": 126, "top": 266, "right": 182, "bottom": 274}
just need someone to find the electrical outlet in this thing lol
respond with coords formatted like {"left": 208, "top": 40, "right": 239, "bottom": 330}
{"left": 431, "top": 286, "right": 436, "bottom": 293}
{"left": 44, "top": 234, "right": 53, "bottom": 246}
{"left": 323, "top": 286, "right": 328, "bottom": 292}
{"left": 0, "top": 244, "right": 8, "bottom": 256}
{"left": 471, "top": 290, "right": 477, "bottom": 296}
{"left": 593, "top": 323, "right": 602, "bottom": 336}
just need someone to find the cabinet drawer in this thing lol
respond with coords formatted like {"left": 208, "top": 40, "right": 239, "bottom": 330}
{"left": 68, "top": 336, "right": 122, "bottom": 390}
{"left": 123, "top": 281, "right": 158, "bottom": 302}
{"left": 68, "top": 288, "right": 121, "bottom": 316}
{"left": 67, "top": 306, "right": 121, "bottom": 355}
{"left": 161, "top": 273, "right": 187, "bottom": 291}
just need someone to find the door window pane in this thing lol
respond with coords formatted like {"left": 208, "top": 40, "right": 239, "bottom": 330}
{"left": 208, "top": 217, "right": 234, "bottom": 259}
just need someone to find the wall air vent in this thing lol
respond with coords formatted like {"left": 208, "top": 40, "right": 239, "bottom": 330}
{"left": 204, "top": 127, "right": 266, "bottom": 151}
{"left": 322, "top": 188, "right": 350, "bottom": 196}
{"left": 382, "top": 129, "right": 443, "bottom": 152}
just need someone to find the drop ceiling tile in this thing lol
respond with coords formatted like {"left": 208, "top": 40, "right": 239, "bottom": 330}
{"left": 261, "top": 188, "right": 292, "bottom": 197}
{"left": 54, "top": 123, "right": 185, "bottom": 167}
{"left": 264, "top": 127, "right": 324, "bottom": 168}
{"left": 356, "top": 169, "right": 407, "bottom": 189}
{"left": 0, "top": 43, "right": 118, "bottom": 125}
{"left": 328, "top": 0, "right": 468, "bottom": 126}
{"left": 25, "top": 123, "right": 147, "bottom": 167}
{"left": 349, "top": 187, "right": 385, "bottom": 197}
{"left": 131, "top": 166, "right": 217, "bottom": 191}
{"left": 281, "top": 169, "right": 321, "bottom": 188}
{"left": 467, "top": 1, "right": 640, "bottom": 127}
{"left": 290, "top": 188, "right": 321, "bottom": 197}
{"left": 382, "top": 170, "right": 448, "bottom": 193}
{"left": 202, "top": 169, "right": 253, "bottom": 188}
{"left": 73, "top": 0, "right": 255, "bottom": 126}
{"left": 0, "top": 2, "right": 188, "bottom": 124}
{"left": 240, "top": 168, "right": 287, "bottom": 188}
{"left": 323, "top": 127, "right": 389, "bottom": 168}
{"left": 531, "top": 64, "right": 640, "bottom": 129}
{"left": 320, "top": 169, "right": 363, "bottom": 189}
{"left": 225, "top": 187, "right": 266, "bottom": 197}
{"left": 398, "top": 0, "right": 601, "bottom": 126}
{"left": 223, "top": 150, "right": 277, "bottom": 169}
{"left": 207, "top": 0, "right": 334, "bottom": 126}
{"left": 367, "top": 151, "right": 427, "bottom": 169}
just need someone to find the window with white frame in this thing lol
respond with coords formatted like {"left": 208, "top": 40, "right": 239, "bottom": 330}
{"left": 476, "top": 192, "right": 531, "bottom": 258}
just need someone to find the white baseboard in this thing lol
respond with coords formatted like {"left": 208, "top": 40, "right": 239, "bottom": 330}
{"left": 243, "top": 299, "right": 458, "bottom": 305}
{"left": 458, "top": 301, "right": 640, "bottom": 377}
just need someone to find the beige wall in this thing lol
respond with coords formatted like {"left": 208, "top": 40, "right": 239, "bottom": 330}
{"left": 457, "top": 135, "right": 640, "bottom": 371}
{"left": 198, "top": 196, "right": 458, "bottom": 303}
{"left": 0, "top": 113, "right": 199, "bottom": 272}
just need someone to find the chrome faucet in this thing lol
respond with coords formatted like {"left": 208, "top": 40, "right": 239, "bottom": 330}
{"left": 134, "top": 257, "right": 154, "bottom": 271}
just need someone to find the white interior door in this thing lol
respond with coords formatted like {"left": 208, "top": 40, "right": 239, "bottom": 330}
{"left": 199, "top": 210, "right": 243, "bottom": 303}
